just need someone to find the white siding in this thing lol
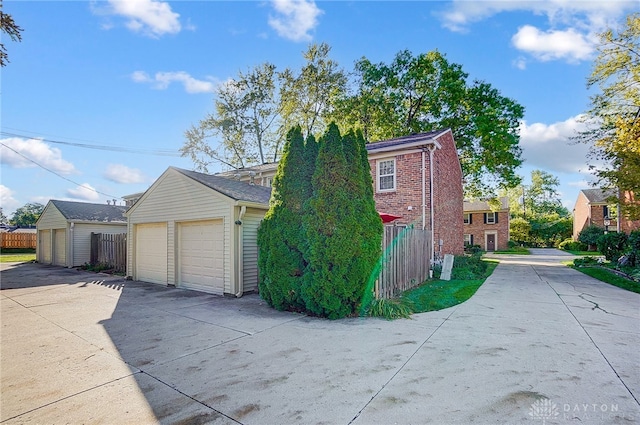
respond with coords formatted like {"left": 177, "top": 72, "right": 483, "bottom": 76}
{"left": 36, "top": 204, "right": 66, "bottom": 264}
{"left": 242, "top": 209, "right": 266, "bottom": 293}
{"left": 127, "top": 169, "right": 233, "bottom": 291}
{"left": 72, "top": 223, "right": 127, "bottom": 267}
{"left": 53, "top": 229, "right": 66, "bottom": 266}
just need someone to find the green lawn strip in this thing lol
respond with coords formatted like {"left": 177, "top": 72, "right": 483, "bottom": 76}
{"left": 570, "top": 265, "right": 640, "bottom": 294}
{"left": 565, "top": 250, "right": 602, "bottom": 256}
{"left": 401, "top": 260, "right": 499, "bottom": 314}
{"left": 0, "top": 254, "right": 36, "bottom": 263}
{"left": 493, "top": 247, "right": 530, "bottom": 255}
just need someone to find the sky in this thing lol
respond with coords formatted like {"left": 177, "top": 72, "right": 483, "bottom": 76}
{"left": 1, "top": 0, "right": 638, "bottom": 218}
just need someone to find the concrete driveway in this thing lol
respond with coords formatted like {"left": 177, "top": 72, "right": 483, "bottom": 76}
{"left": 1, "top": 249, "right": 639, "bottom": 424}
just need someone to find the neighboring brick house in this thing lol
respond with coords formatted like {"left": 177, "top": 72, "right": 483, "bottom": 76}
{"left": 218, "top": 128, "right": 465, "bottom": 258}
{"left": 573, "top": 188, "right": 640, "bottom": 239}
{"left": 463, "top": 197, "right": 510, "bottom": 252}
{"left": 365, "top": 129, "right": 464, "bottom": 258}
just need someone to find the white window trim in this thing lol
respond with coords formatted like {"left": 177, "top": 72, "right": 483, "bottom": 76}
{"left": 377, "top": 158, "right": 396, "bottom": 192}
{"left": 463, "top": 213, "right": 471, "bottom": 224}
{"left": 463, "top": 234, "right": 472, "bottom": 245}
{"left": 486, "top": 212, "right": 496, "bottom": 224}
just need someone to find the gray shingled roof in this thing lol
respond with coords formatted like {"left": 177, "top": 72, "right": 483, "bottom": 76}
{"left": 581, "top": 188, "right": 617, "bottom": 204}
{"left": 215, "top": 162, "right": 279, "bottom": 177}
{"left": 365, "top": 130, "right": 446, "bottom": 151}
{"left": 463, "top": 197, "right": 509, "bottom": 212}
{"left": 51, "top": 200, "right": 127, "bottom": 222}
{"left": 173, "top": 167, "right": 272, "bottom": 204}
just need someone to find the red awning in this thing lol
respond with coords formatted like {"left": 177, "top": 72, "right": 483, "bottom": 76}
{"left": 378, "top": 212, "right": 402, "bottom": 223}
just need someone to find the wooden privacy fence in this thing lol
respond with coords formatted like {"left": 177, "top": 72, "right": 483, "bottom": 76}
{"left": 1, "top": 232, "right": 37, "bottom": 249}
{"left": 91, "top": 233, "right": 127, "bottom": 272}
{"left": 375, "top": 225, "right": 431, "bottom": 299}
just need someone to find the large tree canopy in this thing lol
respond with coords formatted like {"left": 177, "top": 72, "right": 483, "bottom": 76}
{"left": 580, "top": 13, "right": 640, "bottom": 219}
{"left": 10, "top": 203, "right": 44, "bottom": 227}
{"left": 331, "top": 50, "right": 524, "bottom": 196}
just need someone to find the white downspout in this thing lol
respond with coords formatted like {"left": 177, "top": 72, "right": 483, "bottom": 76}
{"left": 69, "top": 222, "right": 74, "bottom": 268}
{"left": 429, "top": 145, "right": 437, "bottom": 266}
{"left": 235, "top": 206, "right": 247, "bottom": 297}
{"left": 421, "top": 149, "right": 426, "bottom": 231}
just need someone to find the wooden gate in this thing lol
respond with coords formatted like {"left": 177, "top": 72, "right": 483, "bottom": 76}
{"left": 90, "top": 233, "right": 127, "bottom": 273}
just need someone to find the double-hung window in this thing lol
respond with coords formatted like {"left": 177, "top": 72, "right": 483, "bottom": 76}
{"left": 463, "top": 213, "right": 472, "bottom": 224}
{"left": 485, "top": 212, "right": 496, "bottom": 224}
{"left": 377, "top": 159, "right": 396, "bottom": 192}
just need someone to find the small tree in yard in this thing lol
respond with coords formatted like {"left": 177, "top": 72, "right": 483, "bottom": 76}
{"left": 578, "top": 225, "right": 605, "bottom": 250}
{"left": 257, "top": 126, "right": 313, "bottom": 311}
{"left": 301, "top": 123, "right": 382, "bottom": 319}
{"left": 597, "top": 232, "right": 628, "bottom": 262}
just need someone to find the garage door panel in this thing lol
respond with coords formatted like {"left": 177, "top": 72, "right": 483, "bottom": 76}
{"left": 53, "top": 229, "right": 66, "bottom": 266}
{"left": 179, "top": 220, "right": 224, "bottom": 294}
{"left": 136, "top": 223, "right": 167, "bottom": 285}
{"left": 39, "top": 230, "right": 51, "bottom": 264}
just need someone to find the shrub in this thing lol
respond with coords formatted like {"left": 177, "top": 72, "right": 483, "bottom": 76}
{"left": 558, "top": 239, "right": 586, "bottom": 251}
{"left": 507, "top": 240, "right": 518, "bottom": 248}
{"left": 451, "top": 254, "right": 488, "bottom": 280}
{"left": 597, "top": 232, "right": 628, "bottom": 262}
{"left": 627, "top": 230, "right": 640, "bottom": 267}
{"left": 464, "top": 244, "right": 483, "bottom": 255}
{"left": 578, "top": 225, "right": 604, "bottom": 248}
{"left": 573, "top": 256, "right": 601, "bottom": 267}
{"left": 366, "top": 298, "right": 413, "bottom": 320}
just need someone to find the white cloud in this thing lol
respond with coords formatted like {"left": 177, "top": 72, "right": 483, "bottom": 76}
{"left": 512, "top": 25, "right": 594, "bottom": 62}
{"left": 519, "top": 115, "right": 594, "bottom": 174}
{"left": 438, "top": 1, "right": 636, "bottom": 63}
{"left": 67, "top": 183, "right": 100, "bottom": 202}
{"left": 131, "top": 71, "right": 217, "bottom": 93}
{"left": 0, "top": 137, "right": 76, "bottom": 175}
{"left": 104, "top": 164, "right": 147, "bottom": 184}
{"left": 0, "top": 185, "right": 20, "bottom": 217}
{"left": 512, "top": 56, "right": 527, "bottom": 70}
{"left": 95, "top": 0, "right": 181, "bottom": 37}
{"left": 268, "top": 0, "right": 323, "bottom": 42}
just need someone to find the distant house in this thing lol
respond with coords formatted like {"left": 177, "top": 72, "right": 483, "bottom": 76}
{"left": 573, "top": 188, "right": 640, "bottom": 239}
{"left": 463, "top": 197, "right": 510, "bottom": 252}
{"left": 125, "top": 167, "right": 271, "bottom": 296}
{"left": 36, "top": 200, "right": 127, "bottom": 267}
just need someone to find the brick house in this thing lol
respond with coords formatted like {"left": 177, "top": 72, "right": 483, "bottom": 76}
{"left": 218, "top": 129, "right": 464, "bottom": 259}
{"left": 365, "top": 129, "right": 464, "bottom": 258}
{"left": 463, "top": 197, "right": 510, "bottom": 252}
{"left": 573, "top": 188, "right": 640, "bottom": 239}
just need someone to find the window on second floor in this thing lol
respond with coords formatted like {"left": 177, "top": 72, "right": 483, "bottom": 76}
{"left": 485, "top": 212, "right": 498, "bottom": 224}
{"left": 463, "top": 213, "right": 472, "bottom": 224}
{"left": 377, "top": 158, "right": 396, "bottom": 192}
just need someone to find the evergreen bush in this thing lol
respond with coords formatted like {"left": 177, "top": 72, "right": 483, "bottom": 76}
{"left": 597, "top": 232, "right": 628, "bottom": 261}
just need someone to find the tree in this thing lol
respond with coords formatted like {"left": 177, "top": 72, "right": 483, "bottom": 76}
{"left": 182, "top": 63, "right": 281, "bottom": 171}
{"left": 10, "top": 203, "right": 44, "bottom": 227}
{"left": 578, "top": 224, "right": 605, "bottom": 249}
{"left": 1, "top": 9, "right": 23, "bottom": 67}
{"left": 280, "top": 43, "right": 347, "bottom": 138}
{"left": 257, "top": 126, "right": 314, "bottom": 311}
{"left": 301, "top": 123, "right": 381, "bottom": 319}
{"left": 0, "top": 208, "right": 8, "bottom": 225}
{"left": 332, "top": 49, "right": 524, "bottom": 197}
{"left": 580, "top": 13, "right": 640, "bottom": 219}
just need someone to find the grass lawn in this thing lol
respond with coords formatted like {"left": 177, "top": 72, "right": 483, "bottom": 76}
{"left": 401, "top": 260, "right": 499, "bottom": 314}
{"left": 0, "top": 248, "right": 36, "bottom": 263}
{"left": 0, "top": 253, "right": 36, "bottom": 263}
{"left": 492, "top": 247, "right": 530, "bottom": 255}
{"left": 565, "top": 250, "right": 602, "bottom": 256}
{"left": 570, "top": 264, "right": 640, "bottom": 294}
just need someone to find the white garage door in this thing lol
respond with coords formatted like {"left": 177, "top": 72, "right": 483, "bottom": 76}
{"left": 136, "top": 223, "right": 168, "bottom": 285}
{"left": 39, "top": 230, "right": 51, "bottom": 264}
{"left": 179, "top": 220, "right": 224, "bottom": 294}
{"left": 53, "top": 229, "right": 66, "bottom": 266}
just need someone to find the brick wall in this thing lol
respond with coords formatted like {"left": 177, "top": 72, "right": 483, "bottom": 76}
{"left": 368, "top": 131, "right": 464, "bottom": 257}
{"left": 572, "top": 191, "right": 590, "bottom": 240}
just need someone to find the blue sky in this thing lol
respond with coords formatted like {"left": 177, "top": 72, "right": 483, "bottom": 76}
{"left": 1, "top": 0, "right": 637, "bottom": 217}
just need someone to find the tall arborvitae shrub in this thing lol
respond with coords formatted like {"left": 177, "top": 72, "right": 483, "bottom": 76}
{"left": 301, "top": 123, "right": 382, "bottom": 319}
{"left": 257, "top": 126, "right": 310, "bottom": 311}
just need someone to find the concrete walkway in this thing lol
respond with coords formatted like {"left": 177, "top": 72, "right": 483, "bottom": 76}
{"left": 1, "top": 249, "right": 639, "bottom": 424}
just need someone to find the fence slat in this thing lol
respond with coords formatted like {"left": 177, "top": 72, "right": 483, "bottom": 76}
{"left": 375, "top": 225, "right": 431, "bottom": 299}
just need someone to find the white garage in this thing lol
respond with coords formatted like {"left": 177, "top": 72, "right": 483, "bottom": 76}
{"left": 126, "top": 167, "right": 271, "bottom": 296}
{"left": 36, "top": 200, "right": 127, "bottom": 267}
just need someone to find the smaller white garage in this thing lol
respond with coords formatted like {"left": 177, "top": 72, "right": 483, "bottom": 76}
{"left": 36, "top": 200, "right": 127, "bottom": 267}
{"left": 126, "top": 167, "right": 271, "bottom": 296}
